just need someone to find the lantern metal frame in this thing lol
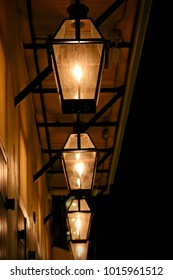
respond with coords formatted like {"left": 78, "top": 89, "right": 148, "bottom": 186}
{"left": 61, "top": 132, "right": 97, "bottom": 195}
{"left": 66, "top": 197, "right": 92, "bottom": 242}
{"left": 49, "top": 1, "right": 108, "bottom": 114}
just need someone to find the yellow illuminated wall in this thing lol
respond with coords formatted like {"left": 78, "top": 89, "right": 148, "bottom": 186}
{"left": 0, "top": 0, "right": 51, "bottom": 259}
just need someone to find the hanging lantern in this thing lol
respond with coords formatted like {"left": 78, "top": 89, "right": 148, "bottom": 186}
{"left": 50, "top": 2, "right": 107, "bottom": 114}
{"left": 67, "top": 198, "right": 92, "bottom": 241}
{"left": 61, "top": 133, "right": 97, "bottom": 194}
{"left": 69, "top": 240, "right": 89, "bottom": 260}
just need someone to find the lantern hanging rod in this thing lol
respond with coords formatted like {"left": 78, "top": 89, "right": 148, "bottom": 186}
{"left": 66, "top": 1, "right": 89, "bottom": 40}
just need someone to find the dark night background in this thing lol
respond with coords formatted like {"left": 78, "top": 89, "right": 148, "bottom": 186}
{"left": 90, "top": 0, "right": 172, "bottom": 260}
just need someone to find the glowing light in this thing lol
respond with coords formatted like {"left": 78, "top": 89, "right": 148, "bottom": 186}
{"left": 74, "top": 92, "right": 78, "bottom": 99}
{"left": 75, "top": 153, "right": 80, "bottom": 160}
{"left": 73, "top": 65, "right": 82, "bottom": 82}
{"left": 76, "top": 217, "right": 81, "bottom": 238}
{"left": 77, "top": 178, "right": 81, "bottom": 188}
{"left": 76, "top": 162, "right": 84, "bottom": 177}
{"left": 77, "top": 245, "right": 83, "bottom": 258}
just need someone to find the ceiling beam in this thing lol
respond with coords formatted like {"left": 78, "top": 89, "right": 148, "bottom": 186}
{"left": 25, "top": 0, "right": 53, "bottom": 166}
{"left": 33, "top": 152, "right": 61, "bottom": 182}
{"left": 44, "top": 211, "right": 53, "bottom": 224}
{"left": 83, "top": 85, "right": 124, "bottom": 132}
{"left": 94, "top": 0, "right": 127, "bottom": 27}
{"left": 46, "top": 169, "right": 109, "bottom": 174}
{"left": 36, "top": 121, "right": 118, "bottom": 128}
{"left": 97, "top": 149, "right": 113, "bottom": 168}
{"left": 32, "top": 87, "right": 122, "bottom": 94}
{"left": 23, "top": 41, "right": 131, "bottom": 49}
{"left": 42, "top": 147, "right": 113, "bottom": 153}
{"left": 14, "top": 66, "right": 52, "bottom": 106}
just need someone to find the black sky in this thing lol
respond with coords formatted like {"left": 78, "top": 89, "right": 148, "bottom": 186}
{"left": 90, "top": 0, "right": 173, "bottom": 260}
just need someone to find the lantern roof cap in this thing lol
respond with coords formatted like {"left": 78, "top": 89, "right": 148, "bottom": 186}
{"left": 63, "top": 133, "right": 95, "bottom": 150}
{"left": 68, "top": 198, "right": 90, "bottom": 212}
{"left": 67, "top": 3, "right": 89, "bottom": 19}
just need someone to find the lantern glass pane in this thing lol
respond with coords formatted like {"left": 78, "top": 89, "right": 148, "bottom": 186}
{"left": 62, "top": 134, "right": 96, "bottom": 190}
{"left": 64, "top": 133, "right": 95, "bottom": 149}
{"left": 53, "top": 19, "right": 104, "bottom": 102}
{"left": 63, "top": 151, "right": 96, "bottom": 190}
{"left": 68, "top": 199, "right": 90, "bottom": 212}
{"left": 67, "top": 212, "right": 91, "bottom": 240}
{"left": 54, "top": 19, "right": 102, "bottom": 40}
{"left": 70, "top": 241, "right": 89, "bottom": 260}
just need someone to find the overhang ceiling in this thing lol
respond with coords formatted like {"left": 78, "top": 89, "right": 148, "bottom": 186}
{"left": 15, "top": 0, "right": 153, "bottom": 197}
